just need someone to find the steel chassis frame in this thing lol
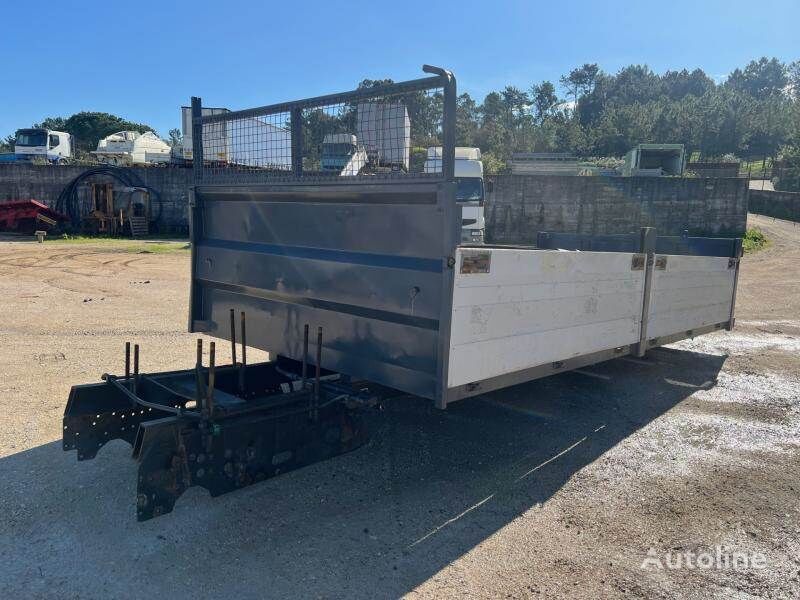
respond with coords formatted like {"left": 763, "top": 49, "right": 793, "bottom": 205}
{"left": 64, "top": 351, "right": 373, "bottom": 521}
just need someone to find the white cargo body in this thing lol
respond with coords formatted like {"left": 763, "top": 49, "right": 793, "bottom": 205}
{"left": 442, "top": 244, "right": 739, "bottom": 404}
{"left": 356, "top": 102, "right": 410, "bottom": 170}
{"left": 181, "top": 106, "right": 291, "bottom": 169}
{"left": 448, "top": 248, "right": 645, "bottom": 388}
{"left": 644, "top": 254, "right": 737, "bottom": 341}
{"left": 92, "top": 131, "right": 172, "bottom": 165}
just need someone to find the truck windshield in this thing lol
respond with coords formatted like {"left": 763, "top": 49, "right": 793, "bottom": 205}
{"left": 322, "top": 143, "right": 355, "bottom": 157}
{"left": 16, "top": 130, "right": 47, "bottom": 147}
{"left": 455, "top": 177, "right": 484, "bottom": 202}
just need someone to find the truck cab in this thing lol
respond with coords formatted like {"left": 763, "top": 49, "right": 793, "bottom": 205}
{"left": 15, "top": 128, "right": 73, "bottom": 163}
{"left": 425, "top": 146, "right": 485, "bottom": 244}
{"left": 321, "top": 133, "right": 368, "bottom": 176}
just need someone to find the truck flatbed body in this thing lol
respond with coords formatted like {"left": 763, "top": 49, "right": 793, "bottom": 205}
{"left": 64, "top": 66, "right": 741, "bottom": 519}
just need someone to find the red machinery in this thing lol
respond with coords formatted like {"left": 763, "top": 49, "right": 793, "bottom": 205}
{"left": 0, "top": 199, "right": 68, "bottom": 233}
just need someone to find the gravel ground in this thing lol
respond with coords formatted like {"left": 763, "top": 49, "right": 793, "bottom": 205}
{"left": 0, "top": 215, "right": 798, "bottom": 599}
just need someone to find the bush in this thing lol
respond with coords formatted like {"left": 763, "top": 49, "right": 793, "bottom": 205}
{"left": 743, "top": 228, "right": 768, "bottom": 253}
{"left": 775, "top": 146, "right": 800, "bottom": 192}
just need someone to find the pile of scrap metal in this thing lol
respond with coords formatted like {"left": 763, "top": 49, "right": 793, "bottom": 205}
{"left": 0, "top": 199, "right": 68, "bottom": 233}
{"left": 54, "top": 166, "right": 162, "bottom": 233}
{"left": 82, "top": 182, "right": 152, "bottom": 236}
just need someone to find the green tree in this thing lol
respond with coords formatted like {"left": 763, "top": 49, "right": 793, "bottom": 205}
{"left": 725, "top": 57, "right": 788, "bottom": 97}
{"left": 661, "top": 69, "right": 715, "bottom": 99}
{"left": 34, "top": 112, "right": 155, "bottom": 152}
{"left": 530, "top": 81, "right": 559, "bottom": 124}
{"left": 775, "top": 145, "right": 800, "bottom": 191}
{"left": 560, "top": 63, "right": 599, "bottom": 109}
{"left": 36, "top": 116, "right": 67, "bottom": 131}
{"left": 335, "top": 57, "right": 800, "bottom": 163}
{"left": 167, "top": 128, "right": 183, "bottom": 148}
{"left": 787, "top": 60, "right": 800, "bottom": 99}
{"left": 0, "top": 134, "right": 15, "bottom": 153}
{"left": 456, "top": 93, "right": 480, "bottom": 146}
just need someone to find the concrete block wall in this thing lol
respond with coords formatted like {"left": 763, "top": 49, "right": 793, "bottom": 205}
{"left": 749, "top": 189, "right": 800, "bottom": 223}
{"left": 1, "top": 165, "right": 750, "bottom": 239}
{"left": 0, "top": 164, "right": 192, "bottom": 232}
{"left": 485, "top": 175, "right": 749, "bottom": 244}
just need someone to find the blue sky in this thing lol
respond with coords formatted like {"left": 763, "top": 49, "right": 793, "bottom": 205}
{"left": 1, "top": 0, "right": 797, "bottom": 138}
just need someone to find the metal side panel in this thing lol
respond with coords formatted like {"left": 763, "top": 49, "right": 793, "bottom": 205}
{"left": 446, "top": 247, "right": 645, "bottom": 389}
{"left": 190, "top": 181, "right": 458, "bottom": 401}
{"left": 537, "top": 231, "right": 742, "bottom": 258}
{"left": 646, "top": 254, "right": 736, "bottom": 341}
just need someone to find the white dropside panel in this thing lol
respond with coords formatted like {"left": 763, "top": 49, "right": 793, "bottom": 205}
{"left": 447, "top": 248, "right": 645, "bottom": 388}
{"left": 646, "top": 255, "right": 735, "bottom": 340}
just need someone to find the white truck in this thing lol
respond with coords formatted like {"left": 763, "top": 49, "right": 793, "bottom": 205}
{"left": 320, "top": 133, "right": 368, "bottom": 175}
{"left": 13, "top": 128, "right": 73, "bottom": 163}
{"left": 425, "top": 146, "right": 486, "bottom": 243}
{"left": 180, "top": 106, "right": 292, "bottom": 169}
{"left": 92, "top": 131, "right": 172, "bottom": 166}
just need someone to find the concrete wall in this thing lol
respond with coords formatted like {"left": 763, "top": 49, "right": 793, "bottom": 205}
{"left": 686, "top": 162, "right": 741, "bottom": 178}
{"left": 0, "top": 164, "right": 192, "bottom": 232}
{"left": 486, "top": 175, "right": 748, "bottom": 244}
{"left": 749, "top": 189, "right": 800, "bottom": 223}
{"left": 1, "top": 165, "right": 750, "bottom": 239}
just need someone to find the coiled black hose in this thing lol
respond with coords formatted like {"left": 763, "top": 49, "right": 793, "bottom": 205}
{"left": 54, "top": 166, "right": 162, "bottom": 230}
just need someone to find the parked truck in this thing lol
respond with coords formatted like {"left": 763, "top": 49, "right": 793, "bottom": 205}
{"left": 425, "top": 146, "right": 485, "bottom": 243}
{"left": 63, "top": 67, "right": 742, "bottom": 521}
{"left": 0, "top": 128, "right": 74, "bottom": 163}
{"left": 320, "top": 133, "right": 368, "bottom": 175}
{"left": 92, "top": 130, "right": 172, "bottom": 166}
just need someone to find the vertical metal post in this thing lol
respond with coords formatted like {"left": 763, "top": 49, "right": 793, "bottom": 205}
{"left": 133, "top": 344, "right": 140, "bottom": 395}
{"left": 314, "top": 327, "right": 322, "bottom": 413}
{"left": 423, "top": 65, "right": 458, "bottom": 409}
{"left": 206, "top": 342, "right": 216, "bottom": 417}
{"left": 291, "top": 107, "right": 303, "bottom": 178}
{"left": 635, "top": 227, "right": 657, "bottom": 357}
{"left": 239, "top": 311, "right": 247, "bottom": 394}
{"left": 125, "top": 342, "right": 131, "bottom": 380}
{"left": 441, "top": 72, "right": 457, "bottom": 182}
{"left": 188, "top": 97, "right": 204, "bottom": 333}
{"left": 195, "top": 339, "right": 204, "bottom": 405}
{"left": 229, "top": 308, "right": 237, "bottom": 366}
{"left": 726, "top": 238, "right": 743, "bottom": 331}
{"left": 191, "top": 97, "right": 203, "bottom": 185}
{"left": 301, "top": 324, "right": 309, "bottom": 388}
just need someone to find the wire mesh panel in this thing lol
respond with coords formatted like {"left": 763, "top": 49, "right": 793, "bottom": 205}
{"left": 194, "top": 68, "right": 455, "bottom": 184}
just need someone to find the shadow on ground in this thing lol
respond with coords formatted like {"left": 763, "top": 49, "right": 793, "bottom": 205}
{"left": 0, "top": 346, "right": 726, "bottom": 599}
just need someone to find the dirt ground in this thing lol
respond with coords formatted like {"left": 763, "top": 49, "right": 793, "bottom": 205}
{"left": 0, "top": 215, "right": 798, "bottom": 599}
